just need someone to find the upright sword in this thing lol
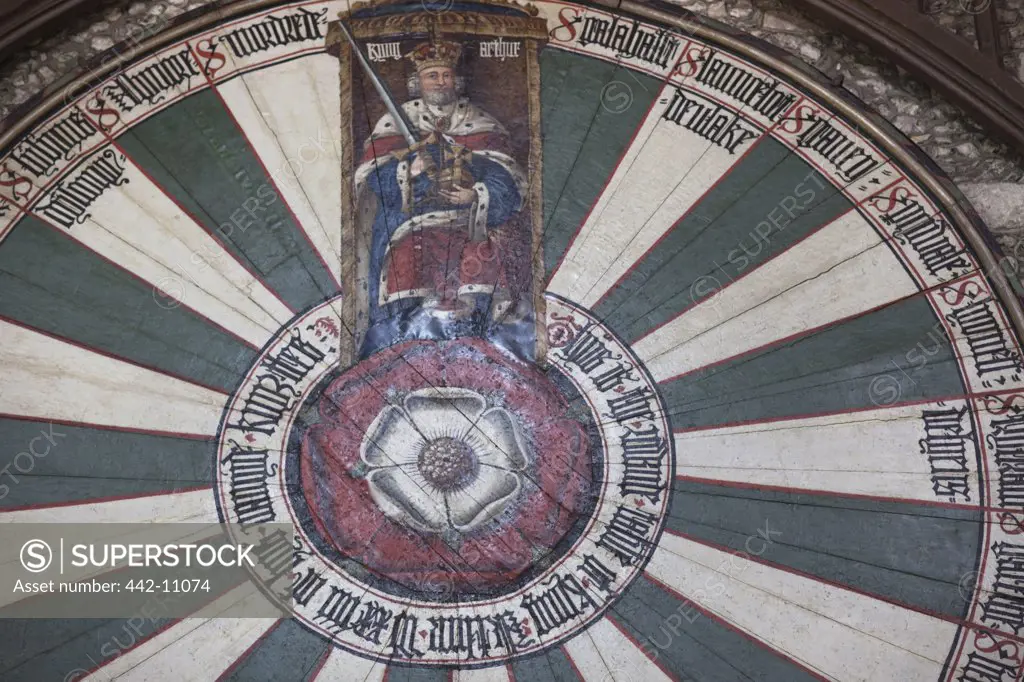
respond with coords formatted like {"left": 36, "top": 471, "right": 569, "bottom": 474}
{"left": 338, "top": 20, "right": 420, "bottom": 147}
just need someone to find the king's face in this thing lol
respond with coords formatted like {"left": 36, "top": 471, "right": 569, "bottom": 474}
{"left": 419, "top": 66, "right": 456, "bottom": 97}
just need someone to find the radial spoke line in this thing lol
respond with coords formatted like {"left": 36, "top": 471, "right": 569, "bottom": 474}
{"left": 653, "top": 267, "right": 972, "bottom": 387}
{"left": 28, "top": 199, "right": 283, "bottom": 347}
{"left": 672, "top": 474, "right": 999, "bottom": 517}
{"left": 609, "top": 585, "right": 803, "bottom": 682}
{"left": 665, "top": 485, "right": 982, "bottom": 532}
{"left": 586, "top": 105, "right": 860, "bottom": 327}
{"left": 109, "top": 128, "right": 304, "bottom": 317}
{"left": 0, "top": 320, "right": 230, "bottom": 437}
{"left": 546, "top": 58, "right": 683, "bottom": 301}
{"left": 67, "top": 103, "right": 299, "bottom": 340}
{"left": 231, "top": 65, "right": 343, "bottom": 288}
{"left": 570, "top": 64, "right": 791, "bottom": 309}
{"left": 0, "top": 311, "right": 238, "bottom": 397}
{"left": 674, "top": 472, "right": 975, "bottom": 502}
{"left": 88, "top": 586, "right": 280, "bottom": 681}
{"left": 190, "top": 43, "right": 343, "bottom": 297}
{"left": 3, "top": 212, "right": 262, "bottom": 363}
{"left": 0, "top": 487, "right": 218, "bottom": 523}
{"left": 660, "top": 515, "right": 968, "bottom": 601}
{"left": 631, "top": 184, "right": 933, "bottom": 366}
{"left": 676, "top": 409, "right": 920, "bottom": 436}
{"left": 107, "top": 138, "right": 298, "bottom": 330}
{"left": 635, "top": 209, "right": 913, "bottom": 372}
{"left": 659, "top": 525, "right": 1007, "bottom": 623}
{"left": 660, "top": 344, "right": 954, "bottom": 418}
{"left": 623, "top": 507, "right": 972, "bottom": 634}
{"left": 542, "top": 53, "right": 637, "bottom": 275}
{"left": 100, "top": 131, "right": 298, "bottom": 330}
{"left": 643, "top": 535, "right": 959, "bottom": 679}
{"left": 656, "top": 527, "right": 961, "bottom": 630}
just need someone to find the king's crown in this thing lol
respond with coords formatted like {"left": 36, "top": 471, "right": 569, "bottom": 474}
{"left": 406, "top": 40, "right": 462, "bottom": 72}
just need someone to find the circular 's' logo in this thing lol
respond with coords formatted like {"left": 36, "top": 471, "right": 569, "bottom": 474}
{"left": 20, "top": 539, "right": 52, "bottom": 573}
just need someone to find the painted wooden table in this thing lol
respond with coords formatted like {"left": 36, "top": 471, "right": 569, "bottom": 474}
{"left": 0, "top": 0, "right": 1019, "bottom": 680}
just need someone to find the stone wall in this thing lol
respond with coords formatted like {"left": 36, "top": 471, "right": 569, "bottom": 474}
{"left": 0, "top": 0, "right": 215, "bottom": 121}
{"left": 3, "top": 0, "right": 1024, "bottom": 259}
{"left": 1002, "top": 0, "right": 1024, "bottom": 76}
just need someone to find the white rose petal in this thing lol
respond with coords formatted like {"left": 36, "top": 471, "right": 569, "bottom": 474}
{"left": 362, "top": 387, "right": 528, "bottom": 534}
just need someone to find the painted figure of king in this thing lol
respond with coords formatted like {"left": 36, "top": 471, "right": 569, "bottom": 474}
{"left": 354, "top": 39, "right": 531, "bottom": 359}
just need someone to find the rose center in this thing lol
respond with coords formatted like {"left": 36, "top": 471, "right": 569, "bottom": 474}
{"left": 418, "top": 437, "right": 478, "bottom": 491}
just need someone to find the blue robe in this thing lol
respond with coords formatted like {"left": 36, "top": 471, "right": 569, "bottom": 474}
{"left": 359, "top": 141, "right": 533, "bottom": 360}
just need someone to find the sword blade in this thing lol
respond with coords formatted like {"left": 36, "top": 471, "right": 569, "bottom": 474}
{"left": 339, "top": 20, "right": 419, "bottom": 147}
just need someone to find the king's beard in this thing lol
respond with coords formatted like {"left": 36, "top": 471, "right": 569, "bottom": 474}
{"left": 423, "top": 88, "right": 457, "bottom": 107}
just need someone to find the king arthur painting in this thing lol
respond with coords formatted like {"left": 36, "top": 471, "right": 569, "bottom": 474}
{"left": 355, "top": 38, "right": 529, "bottom": 357}
{"left": 331, "top": 1, "right": 548, "bottom": 365}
